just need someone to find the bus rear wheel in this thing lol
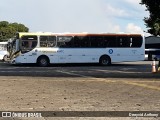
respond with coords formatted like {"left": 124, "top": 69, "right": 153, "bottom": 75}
{"left": 99, "top": 56, "right": 111, "bottom": 66}
{"left": 37, "top": 56, "right": 49, "bottom": 67}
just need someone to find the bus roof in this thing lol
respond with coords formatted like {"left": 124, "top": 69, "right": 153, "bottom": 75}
{"left": 16, "top": 32, "right": 53, "bottom": 38}
{"left": 51, "top": 33, "right": 142, "bottom": 36}
{"left": 16, "top": 32, "right": 142, "bottom": 38}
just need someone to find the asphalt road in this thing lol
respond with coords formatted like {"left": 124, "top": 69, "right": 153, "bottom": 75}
{"left": 0, "top": 61, "right": 160, "bottom": 120}
{"left": 0, "top": 61, "right": 160, "bottom": 78}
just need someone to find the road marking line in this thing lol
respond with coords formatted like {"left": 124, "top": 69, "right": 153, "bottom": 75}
{"left": 56, "top": 70, "right": 90, "bottom": 78}
{"left": 56, "top": 70, "right": 116, "bottom": 83}
{"left": 122, "top": 80, "right": 160, "bottom": 83}
{"left": 57, "top": 70, "right": 160, "bottom": 91}
{"left": 94, "top": 69, "right": 150, "bottom": 74}
{"left": 122, "top": 81, "right": 160, "bottom": 91}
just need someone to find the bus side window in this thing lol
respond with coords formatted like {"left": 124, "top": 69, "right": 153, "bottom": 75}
{"left": 73, "top": 36, "right": 90, "bottom": 48}
{"left": 117, "top": 36, "right": 130, "bottom": 47}
{"left": 48, "top": 36, "right": 56, "bottom": 47}
{"left": 130, "top": 36, "right": 142, "bottom": 47}
{"left": 40, "top": 36, "right": 56, "bottom": 47}
{"left": 40, "top": 36, "right": 48, "bottom": 47}
{"left": 104, "top": 36, "right": 117, "bottom": 47}
{"left": 73, "top": 36, "right": 82, "bottom": 47}
{"left": 65, "top": 37, "right": 74, "bottom": 47}
{"left": 90, "top": 36, "right": 103, "bottom": 48}
{"left": 57, "top": 36, "right": 73, "bottom": 48}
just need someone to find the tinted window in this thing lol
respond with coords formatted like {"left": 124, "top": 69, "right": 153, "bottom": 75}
{"left": 130, "top": 36, "right": 142, "bottom": 47}
{"left": 90, "top": 36, "right": 103, "bottom": 48}
{"left": 117, "top": 36, "right": 130, "bottom": 47}
{"left": 103, "top": 36, "right": 117, "bottom": 47}
{"left": 73, "top": 36, "right": 89, "bottom": 48}
{"left": 40, "top": 36, "right": 56, "bottom": 47}
{"left": 57, "top": 36, "right": 73, "bottom": 48}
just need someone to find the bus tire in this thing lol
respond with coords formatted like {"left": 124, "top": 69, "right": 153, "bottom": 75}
{"left": 37, "top": 56, "right": 50, "bottom": 67}
{"left": 99, "top": 55, "right": 111, "bottom": 66}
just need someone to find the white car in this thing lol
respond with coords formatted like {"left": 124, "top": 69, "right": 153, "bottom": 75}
{"left": 0, "top": 42, "right": 8, "bottom": 61}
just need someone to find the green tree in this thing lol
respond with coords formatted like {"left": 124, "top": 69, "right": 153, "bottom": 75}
{"left": 0, "top": 21, "right": 29, "bottom": 41}
{"left": 140, "top": 0, "right": 160, "bottom": 36}
{"left": 0, "top": 21, "right": 9, "bottom": 28}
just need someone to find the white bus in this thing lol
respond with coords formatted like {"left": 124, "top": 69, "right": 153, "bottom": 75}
{"left": 0, "top": 42, "right": 8, "bottom": 61}
{"left": 7, "top": 32, "right": 145, "bottom": 66}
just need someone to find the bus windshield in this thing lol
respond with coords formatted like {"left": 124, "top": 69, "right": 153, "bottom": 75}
{"left": 21, "top": 35, "right": 38, "bottom": 53}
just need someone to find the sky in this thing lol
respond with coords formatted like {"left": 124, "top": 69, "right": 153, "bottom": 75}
{"left": 0, "top": 0, "right": 150, "bottom": 35}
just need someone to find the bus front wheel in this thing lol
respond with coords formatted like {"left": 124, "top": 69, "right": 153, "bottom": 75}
{"left": 37, "top": 56, "right": 49, "bottom": 67}
{"left": 99, "top": 56, "right": 111, "bottom": 66}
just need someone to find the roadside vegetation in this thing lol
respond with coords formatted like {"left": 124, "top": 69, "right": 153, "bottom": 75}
{"left": 0, "top": 21, "right": 29, "bottom": 41}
